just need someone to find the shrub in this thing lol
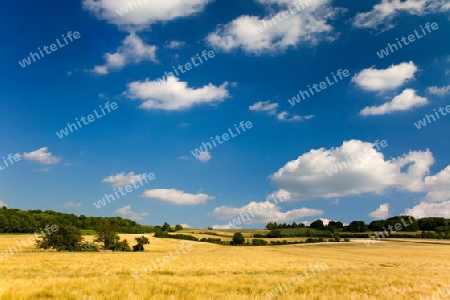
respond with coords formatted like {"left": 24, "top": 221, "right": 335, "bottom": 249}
{"left": 36, "top": 224, "right": 81, "bottom": 252}
{"left": 113, "top": 239, "right": 131, "bottom": 251}
{"left": 231, "top": 232, "right": 245, "bottom": 245}
{"left": 79, "top": 241, "right": 99, "bottom": 252}
{"left": 252, "top": 239, "right": 268, "bottom": 246}
{"left": 253, "top": 234, "right": 266, "bottom": 238}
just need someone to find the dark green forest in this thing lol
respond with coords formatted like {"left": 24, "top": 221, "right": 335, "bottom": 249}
{"left": 0, "top": 206, "right": 154, "bottom": 234}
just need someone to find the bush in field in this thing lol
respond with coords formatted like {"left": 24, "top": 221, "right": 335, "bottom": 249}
{"left": 174, "top": 224, "right": 183, "bottom": 231}
{"left": 253, "top": 233, "right": 266, "bottom": 238}
{"left": 36, "top": 224, "right": 81, "bottom": 251}
{"left": 113, "top": 239, "right": 131, "bottom": 251}
{"left": 133, "top": 236, "right": 150, "bottom": 251}
{"left": 231, "top": 232, "right": 245, "bottom": 245}
{"left": 79, "top": 241, "right": 99, "bottom": 252}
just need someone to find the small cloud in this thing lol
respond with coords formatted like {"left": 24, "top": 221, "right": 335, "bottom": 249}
{"left": 427, "top": 85, "right": 450, "bottom": 96}
{"left": 369, "top": 203, "right": 389, "bottom": 219}
{"left": 331, "top": 198, "right": 339, "bottom": 205}
{"left": 102, "top": 172, "right": 146, "bottom": 188}
{"left": 249, "top": 100, "right": 278, "bottom": 114}
{"left": 360, "top": 89, "right": 428, "bottom": 116}
{"left": 125, "top": 76, "right": 229, "bottom": 111}
{"left": 179, "top": 156, "right": 190, "bottom": 160}
{"left": 166, "top": 41, "right": 185, "bottom": 49}
{"left": 179, "top": 223, "right": 190, "bottom": 228}
{"left": 0, "top": 200, "right": 7, "bottom": 208}
{"left": 115, "top": 205, "right": 149, "bottom": 221}
{"left": 64, "top": 201, "right": 82, "bottom": 208}
{"left": 142, "top": 188, "right": 214, "bottom": 205}
{"left": 98, "top": 93, "right": 109, "bottom": 100}
{"left": 212, "top": 224, "right": 240, "bottom": 229}
{"left": 250, "top": 100, "right": 313, "bottom": 122}
{"left": 178, "top": 122, "right": 189, "bottom": 127}
{"left": 23, "top": 147, "right": 61, "bottom": 165}
{"left": 196, "top": 151, "right": 212, "bottom": 163}
{"left": 277, "top": 111, "right": 315, "bottom": 122}
{"left": 352, "top": 62, "right": 417, "bottom": 91}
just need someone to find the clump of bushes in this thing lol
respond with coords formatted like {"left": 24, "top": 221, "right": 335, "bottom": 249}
{"left": 251, "top": 239, "right": 268, "bottom": 246}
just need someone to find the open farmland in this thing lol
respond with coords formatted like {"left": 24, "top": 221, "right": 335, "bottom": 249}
{"left": 1, "top": 234, "right": 450, "bottom": 300}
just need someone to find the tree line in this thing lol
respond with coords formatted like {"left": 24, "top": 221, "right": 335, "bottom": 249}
{"left": 0, "top": 207, "right": 154, "bottom": 234}
{"left": 265, "top": 216, "right": 450, "bottom": 239}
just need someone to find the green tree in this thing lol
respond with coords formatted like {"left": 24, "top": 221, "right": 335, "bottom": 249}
{"left": 347, "top": 221, "right": 368, "bottom": 232}
{"left": 36, "top": 224, "right": 81, "bottom": 251}
{"left": 310, "top": 219, "right": 325, "bottom": 230}
{"left": 94, "top": 221, "right": 120, "bottom": 250}
{"left": 161, "top": 222, "right": 172, "bottom": 232}
{"left": 174, "top": 224, "right": 183, "bottom": 231}
{"left": 133, "top": 236, "right": 150, "bottom": 251}
{"left": 231, "top": 232, "right": 245, "bottom": 245}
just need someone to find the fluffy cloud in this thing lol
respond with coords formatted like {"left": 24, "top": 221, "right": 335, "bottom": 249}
{"left": 353, "top": 0, "right": 450, "bottom": 30}
{"left": 269, "top": 139, "right": 434, "bottom": 201}
{"left": 369, "top": 203, "right": 389, "bottom": 219}
{"left": 82, "top": 0, "right": 211, "bottom": 28}
{"left": 404, "top": 201, "right": 450, "bottom": 218}
{"left": 423, "top": 166, "right": 450, "bottom": 202}
{"left": 352, "top": 62, "right": 418, "bottom": 91}
{"left": 91, "top": 33, "right": 157, "bottom": 75}
{"left": 196, "top": 151, "right": 212, "bottom": 163}
{"left": 125, "top": 76, "right": 229, "bottom": 111}
{"left": 115, "top": 205, "right": 149, "bottom": 221}
{"left": 22, "top": 147, "right": 61, "bottom": 164}
{"left": 249, "top": 100, "right": 279, "bottom": 113}
{"left": 276, "top": 111, "right": 314, "bottom": 121}
{"left": 212, "top": 224, "right": 240, "bottom": 229}
{"left": 0, "top": 200, "right": 7, "bottom": 208}
{"left": 166, "top": 41, "right": 186, "bottom": 49}
{"left": 142, "top": 188, "right": 214, "bottom": 205}
{"left": 249, "top": 100, "right": 314, "bottom": 122}
{"left": 360, "top": 89, "right": 428, "bottom": 116}
{"left": 63, "top": 202, "right": 82, "bottom": 208}
{"left": 207, "top": 0, "right": 341, "bottom": 54}
{"left": 427, "top": 85, "right": 450, "bottom": 96}
{"left": 102, "top": 172, "right": 147, "bottom": 188}
{"left": 210, "top": 200, "right": 323, "bottom": 225}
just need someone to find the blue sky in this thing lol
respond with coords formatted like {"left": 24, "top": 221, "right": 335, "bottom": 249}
{"left": 1, "top": 0, "right": 450, "bottom": 228}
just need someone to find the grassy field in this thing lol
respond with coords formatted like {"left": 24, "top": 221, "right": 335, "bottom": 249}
{"left": 0, "top": 234, "right": 450, "bottom": 299}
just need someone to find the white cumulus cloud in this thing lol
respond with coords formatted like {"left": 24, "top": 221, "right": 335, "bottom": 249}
{"left": 142, "top": 188, "right": 214, "bottom": 205}
{"left": 115, "top": 205, "right": 149, "bottom": 221}
{"left": 352, "top": 61, "right": 418, "bottom": 91}
{"left": 207, "top": 0, "right": 342, "bottom": 54}
{"left": 360, "top": 89, "right": 428, "bottom": 116}
{"left": 210, "top": 201, "right": 323, "bottom": 225}
{"left": 269, "top": 139, "right": 434, "bottom": 201}
{"left": 22, "top": 147, "right": 61, "bottom": 165}
{"left": 82, "top": 0, "right": 211, "bottom": 28}
{"left": 196, "top": 151, "right": 212, "bottom": 163}
{"left": 102, "top": 172, "right": 147, "bottom": 188}
{"left": 353, "top": 0, "right": 450, "bottom": 30}
{"left": 427, "top": 85, "right": 450, "bottom": 96}
{"left": 126, "top": 76, "right": 229, "bottom": 111}
{"left": 369, "top": 203, "right": 390, "bottom": 219}
{"left": 90, "top": 33, "right": 157, "bottom": 75}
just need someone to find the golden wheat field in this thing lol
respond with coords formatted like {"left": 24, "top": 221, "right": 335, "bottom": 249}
{"left": 0, "top": 234, "right": 449, "bottom": 300}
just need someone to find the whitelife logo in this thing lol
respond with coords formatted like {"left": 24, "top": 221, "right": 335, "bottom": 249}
{"left": 56, "top": 102, "right": 118, "bottom": 139}
{"left": 18, "top": 31, "right": 81, "bottom": 68}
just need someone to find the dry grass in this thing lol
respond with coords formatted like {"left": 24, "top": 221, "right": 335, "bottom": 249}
{"left": 0, "top": 234, "right": 449, "bottom": 299}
